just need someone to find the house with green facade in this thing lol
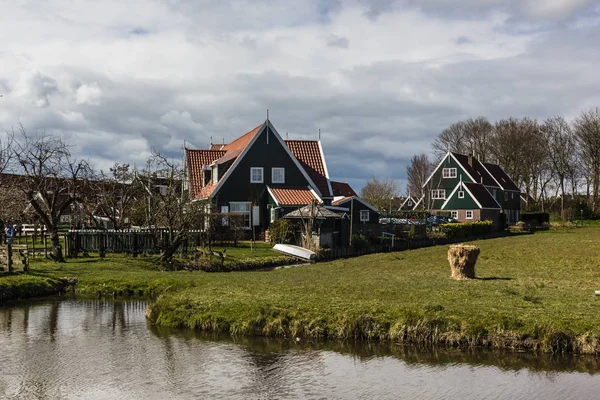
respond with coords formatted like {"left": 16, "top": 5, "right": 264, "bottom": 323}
{"left": 415, "top": 152, "right": 521, "bottom": 225}
{"left": 184, "top": 119, "right": 369, "bottom": 240}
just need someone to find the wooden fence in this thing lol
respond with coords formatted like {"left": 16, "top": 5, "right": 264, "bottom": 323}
{"left": 65, "top": 230, "right": 213, "bottom": 257}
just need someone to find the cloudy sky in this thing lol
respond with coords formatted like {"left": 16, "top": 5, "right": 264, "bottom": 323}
{"left": 1, "top": 0, "right": 599, "bottom": 192}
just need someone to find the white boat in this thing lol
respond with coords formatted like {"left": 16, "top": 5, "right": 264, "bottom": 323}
{"left": 273, "top": 244, "right": 316, "bottom": 261}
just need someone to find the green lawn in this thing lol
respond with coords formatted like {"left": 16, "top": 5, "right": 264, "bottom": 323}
{"left": 3, "top": 228, "right": 600, "bottom": 353}
{"left": 147, "top": 227, "right": 600, "bottom": 353}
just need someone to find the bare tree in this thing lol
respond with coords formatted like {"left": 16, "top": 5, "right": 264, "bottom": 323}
{"left": 574, "top": 107, "right": 600, "bottom": 213}
{"left": 406, "top": 153, "right": 432, "bottom": 200}
{"left": 15, "top": 127, "right": 92, "bottom": 262}
{"left": 359, "top": 177, "right": 399, "bottom": 212}
{"left": 432, "top": 117, "right": 494, "bottom": 161}
{"left": 541, "top": 116, "right": 576, "bottom": 219}
{"left": 92, "top": 163, "right": 138, "bottom": 229}
{"left": 432, "top": 121, "right": 467, "bottom": 160}
{"left": 137, "top": 151, "right": 207, "bottom": 264}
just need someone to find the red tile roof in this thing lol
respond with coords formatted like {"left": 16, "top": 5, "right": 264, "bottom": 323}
{"left": 330, "top": 181, "right": 357, "bottom": 198}
{"left": 269, "top": 187, "right": 320, "bottom": 206}
{"left": 186, "top": 124, "right": 263, "bottom": 199}
{"left": 186, "top": 150, "right": 226, "bottom": 198}
{"left": 284, "top": 140, "right": 331, "bottom": 197}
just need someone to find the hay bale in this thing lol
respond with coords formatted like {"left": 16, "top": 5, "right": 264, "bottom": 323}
{"left": 448, "top": 244, "right": 480, "bottom": 280}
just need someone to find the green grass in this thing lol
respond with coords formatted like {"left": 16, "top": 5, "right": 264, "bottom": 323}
{"left": 4, "top": 230, "right": 600, "bottom": 353}
{"left": 146, "top": 227, "right": 600, "bottom": 353}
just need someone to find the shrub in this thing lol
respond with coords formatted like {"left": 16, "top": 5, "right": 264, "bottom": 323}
{"left": 407, "top": 224, "right": 427, "bottom": 240}
{"left": 439, "top": 221, "right": 493, "bottom": 239}
{"left": 521, "top": 212, "right": 550, "bottom": 226}
{"left": 351, "top": 234, "right": 369, "bottom": 251}
{"left": 268, "top": 219, "right": 295, "bottom": 245}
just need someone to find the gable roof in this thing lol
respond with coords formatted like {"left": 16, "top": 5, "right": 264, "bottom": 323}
{"left": 330, "top": 181, "right": 357, "bottom": 198}
{"left": 267, "top": 186, "right": 321, "bottom": 206}
{"left": 284, "top": 140, "right": 332, "bottom": 197}
{"left": 482, "top": 162, "right": 520, "bottom": 192}
{"left": 451, "top": 153, "right": 499, "bottom": 187}
{"left": 441, "top": 181, "right": 501, "bottom": 209}
{"left": 332, "top": 196, "right": 378, "bottom": 212}
{"left": 399, "top": 196, "right": 416, "bottom": 209}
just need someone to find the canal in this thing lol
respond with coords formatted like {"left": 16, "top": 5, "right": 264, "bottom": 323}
{"left": 1, "top": 299, "right": 599, "bottom": 399}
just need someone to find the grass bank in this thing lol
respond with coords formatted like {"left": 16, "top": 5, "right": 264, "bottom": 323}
{"left": 1, "top": 242, "right": 287, "bottom": 301}
{"left": 147, "top": 227, "right": 600, "bottom": 354}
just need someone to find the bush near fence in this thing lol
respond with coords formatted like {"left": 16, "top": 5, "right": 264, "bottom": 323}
{"left": 438, "top": 221, "right": 493, "bottom": 239}
{"left": 520, "top": 212, "right": 550, "bottom": 227}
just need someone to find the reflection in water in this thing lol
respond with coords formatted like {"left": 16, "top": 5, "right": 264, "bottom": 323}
{"left": 1, "top": 299, "right": 599, "bottom": 399}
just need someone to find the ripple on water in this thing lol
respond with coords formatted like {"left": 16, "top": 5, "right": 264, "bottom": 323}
{"left": 1, "top": 299, "right": 600, "bottom": 400}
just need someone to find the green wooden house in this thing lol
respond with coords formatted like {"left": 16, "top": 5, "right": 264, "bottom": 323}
{"left": 185, "top": 119, "right": 366, "bottom": 238}
{"left": 415, "top": 152, "right": 521, "bottom": 226}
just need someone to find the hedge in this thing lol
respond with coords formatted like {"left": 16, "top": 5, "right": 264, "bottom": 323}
{"left": 521, "top": 212, "right": 550, "bottom": 225}
{"left": 439, "top": 221, "right": 493, "bottom": 239}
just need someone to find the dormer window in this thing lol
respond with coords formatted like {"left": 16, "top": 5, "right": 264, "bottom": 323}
{"left": 442, "top": 168, "right": 457, "bottom": 179}
{"left": 458, "top": 191, "right": 465, "bottom": 199}
{"left": 250, "top": 167, "right": 264, "bottom": 183}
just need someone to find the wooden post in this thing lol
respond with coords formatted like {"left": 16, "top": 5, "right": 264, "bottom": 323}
{"left": 7, "top": 242, "right": 13, "bottom": 273}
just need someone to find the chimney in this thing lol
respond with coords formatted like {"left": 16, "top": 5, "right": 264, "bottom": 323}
{"left": 468, "top": 153, "right": 473, "bottom": 168}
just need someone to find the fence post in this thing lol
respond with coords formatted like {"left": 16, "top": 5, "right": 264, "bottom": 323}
{"left": 132, "top": 233, "right": 138, "bottom": 257}
{"left": 99, "top": 232, "right": 106, "bottom": 258}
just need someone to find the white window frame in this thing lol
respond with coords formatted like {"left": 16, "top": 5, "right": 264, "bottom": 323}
{"left": 451, "top": 211, "right": 458, "bottom": 219}
{"left": 431, "top": 189, "right": 446, "bottom": 200}
{"left": 466, "top": 210, "right": 473, "bottom": 219}
{"left": 360, "top": 210, "right": 369, "bottom": 222}
{"left": 211, "top": 165, "right": 218, "bottom": 184}
{"left": 407, "top": 200, "right": 412, "bottom": 207}
{"left": 229, "top": 202, "right": 252, "bottom": 229}
{"left": 458, "top": 191, "right": 465, "bottom": 199}
{"left": 250, "top": 167, "right": 264, "bottom": 183}
{"left": 442, "top": 168, "right": 457, "bottom": 179}
{"left": 271, "top": 167, "right": 285, "bottom": 184}
{"left": 504, "top": 192, "right": 509, "bottom": 201}
{"left": 511, "top": 192, "right": 515, "bottom": 199}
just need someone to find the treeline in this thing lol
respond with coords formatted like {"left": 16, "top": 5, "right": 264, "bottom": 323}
{"left": 407, "top": 107, "right": 600, "bottom": 220}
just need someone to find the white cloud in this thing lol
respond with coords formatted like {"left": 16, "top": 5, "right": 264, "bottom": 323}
{"left": 0, "top": 0, "right": 599, "bottom": 191}
{"left": 75, "top": 83, "right": 102, "bottom": 105}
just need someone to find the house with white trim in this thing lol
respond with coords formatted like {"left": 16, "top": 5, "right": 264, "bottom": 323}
{"left": 184, "top": 119, "right": 372, "bottom": 236}
{"left": 415, "top": 152, "right": 521, "bottom": 225}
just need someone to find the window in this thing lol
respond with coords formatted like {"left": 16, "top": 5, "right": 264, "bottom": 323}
{"left": 250, "top": 167, "right": 264, "bottom": 183}
{"left": 511, "top": 192, "right": 515, "bottom": 199}
{"left": 212, "top": 166, "right": 218, "bottom": 184}
{"left": 442, "top": 168, "right": 457, "bottom": 179}
{"left": 360, "top": 210, "right": 369, "bottom": 222}
{"left": 458, "top": 191, "right": 465, "bottom": 199}
{"left": 504, "top": 192, "right": 508, "bottom": 201}
{"left": 272, "top": 167, "right": 285, "bottom": 184}
{"left": 431, "top": 189, "right": 446, "bottom": 199}
{"left": 451, "top": 211, "right": 458, "bottom": 219}
{"left": 220, "top": 206, "right": 229, "bottom": 226}
{"left": 407, "top": 201, "right": 412, "bottom": 207}
{"left": 492, "top": 188, "right": 497, "bottom": 198}
{"left": 466, "top": 210, "right": 473, "bottom": 219}
{"left": 229, "top": 202, "right": 251, "bottom": 228}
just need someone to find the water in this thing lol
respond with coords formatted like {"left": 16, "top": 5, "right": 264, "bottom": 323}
{"left": 1, "top": 299, "right": 600, "bottom": 399}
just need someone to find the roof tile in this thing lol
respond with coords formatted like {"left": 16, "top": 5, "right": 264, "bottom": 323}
{"left": 269, "top": 186, "right": 320, "bottom": 206}
{"left": 285, "top": 140, "right": 331, "bottom": 197}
